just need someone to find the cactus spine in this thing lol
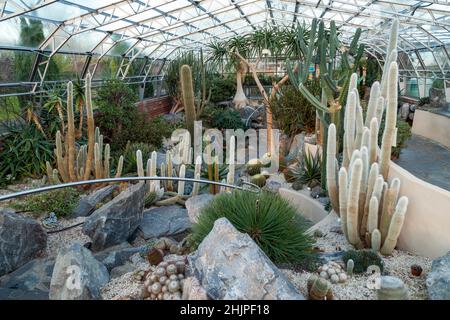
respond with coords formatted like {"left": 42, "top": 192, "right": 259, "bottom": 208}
{"left": 325, "top": 20, "right": 408, "bottom": 255}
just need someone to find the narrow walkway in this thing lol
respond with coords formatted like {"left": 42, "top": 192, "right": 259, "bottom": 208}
{"left": 394, "top": 134, "right": 450, "bottom": 191}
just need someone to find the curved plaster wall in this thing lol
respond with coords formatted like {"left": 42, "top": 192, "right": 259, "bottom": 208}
{"left": 389, "top": 161, "right": 450, "bottom": 259}
{"left": 282, "top": 142, "right": 450, "bottom": 259}
{"left": 279, "top": 188, "right": 328, "bottom": 224}
{"left": 412, "top": 109, "right": 450, "bottom": 149}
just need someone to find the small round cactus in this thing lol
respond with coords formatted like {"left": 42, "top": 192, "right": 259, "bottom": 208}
{"left": 144, "top": 259, "right": 187, "bottom": 300}
{"left": 308, "top": 275, "right": 333, "bottom": 300}
{"left": 250, "top": 174, "right": 267, "bottom": 187}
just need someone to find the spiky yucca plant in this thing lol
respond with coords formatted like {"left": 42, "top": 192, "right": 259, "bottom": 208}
{"left": 191, "top": 191, "right": 317, "bottom": 264}
{"left": 289, "top": 152, "right": 322, "bottom": 186}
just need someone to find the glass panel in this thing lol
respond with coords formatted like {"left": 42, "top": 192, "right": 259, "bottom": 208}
{"left": 92, "top": 55, "right": 121, "bottom": 80}
{"left": 0, "top": 49, "right": 36, "bottom": 83}
{"left": 46, "top": 54, "right": 86, "bottom": 80}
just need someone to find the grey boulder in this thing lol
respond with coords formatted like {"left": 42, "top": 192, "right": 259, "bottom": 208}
{"left": 188, "top": 218, "right": 304, "bottom": 300}
{"left": 185, "top": 194, "right": 215, "bottom": 224}
{"left": 72, "top": 185, "right": 117, "bottom": 218}
{"left": 138, "top": 205, "right": 191, "bottom": 239}
{"left": 0, "top": 209, "right": 47, "bottom": 276}
{"left": 94, "top": 242, "right": 148, "bottom": 272}
{"left": 427, "top": 251, "right": 450, "bottom": 300}
{"left": 0, "top": 258, "right": 54, "bottom": 300}
{"left": 82, "top": 182, "right": 146, "bottom": 252}
{"left": 49, "top": 243, "right": 109, "bottom": 300}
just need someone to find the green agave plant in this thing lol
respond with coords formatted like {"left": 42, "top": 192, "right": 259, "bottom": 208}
{"left": 289, "top": 151, "right": 322, "bottom": 186}
{"left": 191, "top": 190, "right": 317, "bottom": 264}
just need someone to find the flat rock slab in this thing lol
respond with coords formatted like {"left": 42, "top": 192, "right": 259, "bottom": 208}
{"left": 185, "top": 194, "right": 215, "bottom": 224}
{"left": 0, "top": 209, "right": 47, "bottom": 276}
{"left": 94, "top": 243, "right": 148, "bottom": 272}
{"left": 138, "top": 205, "right": 191, "bottom": 239}
{"left": 188, "top": 218, "right": 304, "bottom": 300}
{"left": 82, "top": 182, "right": 146, "bottom": 252}
{"left": 72, "top": 185, "right": 118, "bottom": 218}
{"left": 427, "top": 251, "right": 450, "bottom": 300}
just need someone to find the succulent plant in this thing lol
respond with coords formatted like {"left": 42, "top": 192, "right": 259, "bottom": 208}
{"left": 144, "top": 259, "right": 186, "bottom": 300}
{"left": 307, "top": 275, "right": 333, "bottom": 300}
{"left": 46, "top": 74, "right": 123, "bottom": 186}
{"left": 325, "top": 20, "right": 408, "bottom": 256}
{"left": 342, "top": 249, "right": 384, "bottom": 274}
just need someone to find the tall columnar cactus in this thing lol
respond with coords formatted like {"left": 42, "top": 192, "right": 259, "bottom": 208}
{"left": 47, "top": 74, "right": 123, "bottom": 186}
{"left": 287, "top": 18, "right": 365, "bottom": 190}
{"left": 325, "top": 21, "right": 407, "bottom": 255}
{"left": 180, "top": 65, "right": 196, "bottom": 144}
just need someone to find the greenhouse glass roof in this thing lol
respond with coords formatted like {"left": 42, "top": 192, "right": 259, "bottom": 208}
{"left": 0, "top": 0, "right": 449, "bottom": 88}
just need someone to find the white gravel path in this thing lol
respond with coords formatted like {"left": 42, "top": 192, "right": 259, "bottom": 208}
{"left": 282, "top": 212, "right": 432, "bottom": 300}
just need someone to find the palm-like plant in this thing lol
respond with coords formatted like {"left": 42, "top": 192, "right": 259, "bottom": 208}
{"left": 43, "top": 89, "right": 65, "bottom": 135}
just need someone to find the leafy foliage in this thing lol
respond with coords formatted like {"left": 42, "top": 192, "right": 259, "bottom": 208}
{"left": 95, "top": 80, "right": 174, "bottom": 151}
{"left": 120, "top": 142, "right": 156, "bottom": 175}
{"left": 95, "top": 79, "right": 138, "bottom": 147}
{"left": 418, "top": 96, "right": 430, "bottom": 106}
{"left": 209, "top": 75, "right": 236, "bottom": 103}
{"left": 191, "top": 191, "right": 317, "bottom": 264}
{"left": 200, "top": 106, "right": 245, "bottom": 130}
{"left": 12, "top": 188, "right": 80, "bottom": 217}
{"left": 378, "top": 118, "right": 411, "bottom": 159}
{"left": 364, "top": 57, "right": 381, "bottom": 87}
{"left": 343, "top": 249, "right": 384, "bottom": 274}
{"left": 0, "top": 122, "right": 54, "bottom": 186}
{"left": 270, "top": 81, "right": 319, "bottom": 137}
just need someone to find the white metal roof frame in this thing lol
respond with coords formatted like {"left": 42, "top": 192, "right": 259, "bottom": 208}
{"left": 0, "top": 0, "right": 448, "bottom": 87}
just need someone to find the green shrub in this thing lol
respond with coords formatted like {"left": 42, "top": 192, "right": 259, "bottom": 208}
{"left": 0, "top": 122, "right": 54, "bottom": 186}
{"left": 342, "top": 249, "right": 384, "bottom": 274}
{"left": 201, "top": 106, "right": 245, "bottom": 130}
{"left": 12, "top": 188, "right": 80, "bottom": 217}
{"left": 209, "top": 75, "right": 236, "bottom": 103}
{"left": 418, "top": 96, "right": 430, "bottom": 106}
{"left": 378, "top": 118, "right": 411, "bottom": 159}
{"left": 270, "top": 81, "right": 319, "bottom": 137}
{"left": 111, "top": 115, "right": 177, "bottom": 152}
{"left": 191, "top": 191, "right": 317, "bottom": 264}
{"left": 432, "top": 79, "right": 445, "bottom": 89}
{"left": 120, "top": 142, "right": 156, "bottom": 175}
{"left": 95, "top": 79, "right": 176, "bottom": 151}
{"left": 94, "top": 79, "right": 138, "bottom": 150}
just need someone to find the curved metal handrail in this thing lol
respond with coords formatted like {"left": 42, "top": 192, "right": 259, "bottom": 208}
{"left": 0, "top": 176, "right": 261, "bottom": 202}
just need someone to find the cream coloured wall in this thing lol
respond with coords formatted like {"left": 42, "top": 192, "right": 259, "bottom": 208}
{"left": 412, "top": 109, "right": 450, "bottom": 149}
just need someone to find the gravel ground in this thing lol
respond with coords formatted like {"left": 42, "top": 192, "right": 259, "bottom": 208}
{"left": 101, "top": 254, "right": 150, "bottom": 300}
{"left": 282, "top": 211, "right": 432, "bottom": 300}
{"left": 46, "top": 216, "right": 90, "bottom": 257}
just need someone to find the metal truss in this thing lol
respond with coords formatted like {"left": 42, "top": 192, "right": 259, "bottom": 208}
{"left": 0, "top": 0, "right": 448, "bottom": 90}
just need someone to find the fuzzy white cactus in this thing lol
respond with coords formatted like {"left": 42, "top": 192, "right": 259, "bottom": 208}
{"left": 325, "top": 20, "right": 408, "bottom": 255}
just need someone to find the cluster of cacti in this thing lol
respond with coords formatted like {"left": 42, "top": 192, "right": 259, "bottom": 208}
{"left": 325, "top": 21, "right": 407, "bottom": 256}
{"left": 317, "top": 261, "right": 347, "bottom": 284}
{"left": 142, "top": 260, "right": 186, "bottom": 300}
{"left": 135, "top": 134, "right": 237, "bottom": 202}
{"left": 307, "top": 274, "right": 333, "bottom": 300}
{"left": 46, "top": 74, "right": 123, "bottom": 186}
{"left": 287, "top": 18, "right": 364, "bottom": 189}
{"left": 147, "top": 237, "right": 191, "bottom": 265}
{"left": 245, "top": 153, "right": 272, "bottom": 188}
